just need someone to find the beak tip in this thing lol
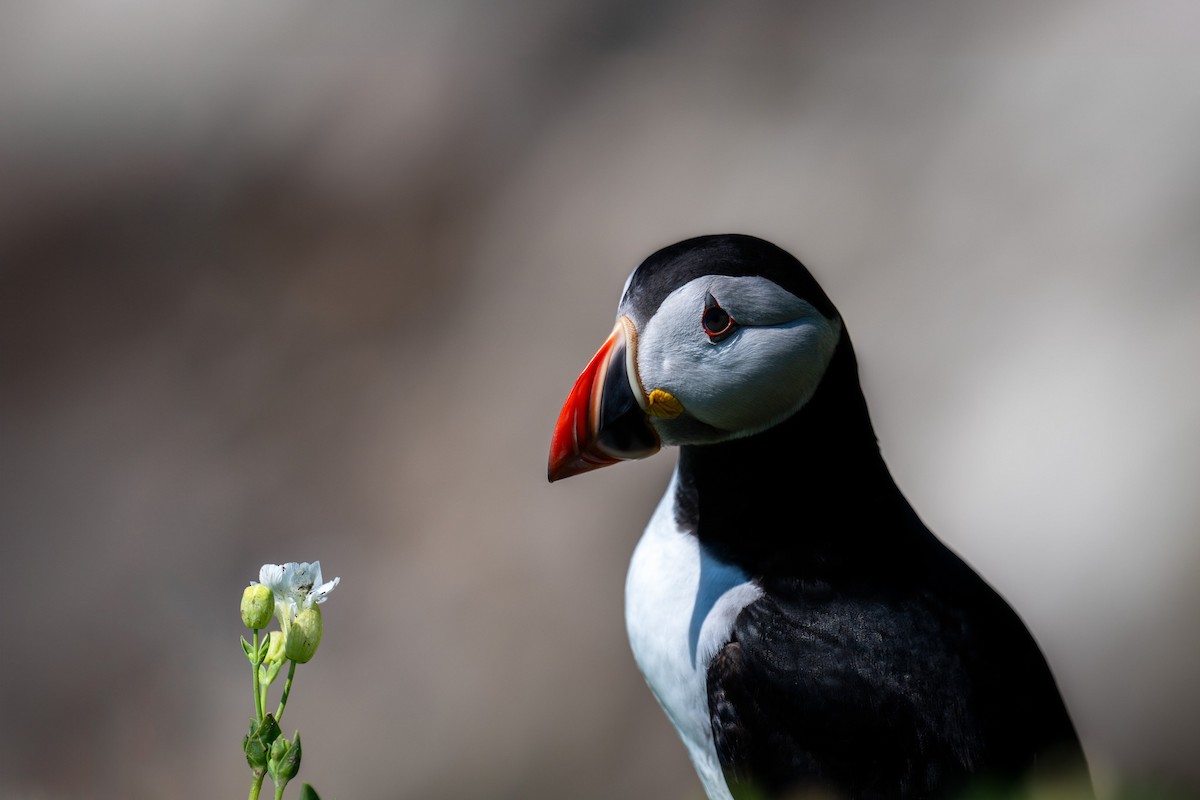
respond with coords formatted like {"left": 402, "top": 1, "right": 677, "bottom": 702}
{"left": 547, "top": 436, "right": 575, "bottom": 483}
{"left": 546, "top": 452, "right": 590, "bottom": 483}
{"left": 547, "top": 441, "right": 622, "bottom": 483}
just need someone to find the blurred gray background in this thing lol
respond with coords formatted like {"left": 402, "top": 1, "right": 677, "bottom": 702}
{"left": 2, "top": 1, "right": 1198, "bottom": 798}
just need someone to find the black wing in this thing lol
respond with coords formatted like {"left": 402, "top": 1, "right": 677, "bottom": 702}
{"left": 707, "top": 566, "right": 1090, "bottom": 799}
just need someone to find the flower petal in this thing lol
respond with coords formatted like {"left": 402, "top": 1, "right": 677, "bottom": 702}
{"left": 310, "top": 576, "right": 340, "bottom": 604}
{"left": 284, "top": 562, "right": 320, "bottom": 596}
{"left": 258, "top": 563, "right": 286, "bottom": 593}
{"left": 257, "top": 561, "right": 337, "bottom": 616}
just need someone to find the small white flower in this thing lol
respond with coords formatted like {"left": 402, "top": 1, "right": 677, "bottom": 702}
{"left": 253, "top": 561, "right": 340, "bottom": 626}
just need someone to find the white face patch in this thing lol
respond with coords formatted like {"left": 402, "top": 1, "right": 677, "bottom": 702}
{"left": 635, "top": 275, "right": 842, "bottom": 445}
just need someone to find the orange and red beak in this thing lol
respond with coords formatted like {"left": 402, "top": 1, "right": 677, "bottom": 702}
{"left": 548, "top": 317, "right": 661, "bottom": 482}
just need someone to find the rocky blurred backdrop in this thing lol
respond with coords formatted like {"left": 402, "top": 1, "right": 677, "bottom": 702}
{"left": 2, "top": 1, "right": 1198, "bottom": 798}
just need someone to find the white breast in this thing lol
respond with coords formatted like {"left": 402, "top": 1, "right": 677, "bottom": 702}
{"left": 624, "top": 469, "right": 763, "bottom": 800}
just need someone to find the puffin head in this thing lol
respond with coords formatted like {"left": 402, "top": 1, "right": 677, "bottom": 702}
{"left": 548, "top": 234, "right": 844, "bottom": 482}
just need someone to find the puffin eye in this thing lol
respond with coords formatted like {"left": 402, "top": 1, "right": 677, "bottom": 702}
{"left": 702, "top": 293, "right": 738, "bottom": 342}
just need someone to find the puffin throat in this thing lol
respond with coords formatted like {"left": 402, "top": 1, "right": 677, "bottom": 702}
{"left": 673, "top": 331, "right": 923, "bottom": 580}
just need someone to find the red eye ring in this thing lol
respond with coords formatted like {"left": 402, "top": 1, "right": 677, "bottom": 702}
{"left": 702, "top": 293, "right": 738, "bottom": 341}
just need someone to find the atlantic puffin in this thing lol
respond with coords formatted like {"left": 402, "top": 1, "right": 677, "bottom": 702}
{"left": 547, "top": 234, "right": 1091, "bottom": 800}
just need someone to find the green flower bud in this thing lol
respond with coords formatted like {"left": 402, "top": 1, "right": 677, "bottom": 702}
{"left": 282, "top": 731, "right": 302, "bottom": 780}
{"left": 284, "top": 606, "right": 323, "bottom": 663}
{"left": 244, "top": 714, "right": 281, "bottom": 771}
{"left": 243, "top": 732, "right": 267, "bottom": 771}
{"left": 268, "top": 731, "right": 302, "bottom": 784}
{"left": 264, "top": 630, "right": 287, "bottom": 665}
{"left": 241, "top": 584, "right": 275, "bottom": 630}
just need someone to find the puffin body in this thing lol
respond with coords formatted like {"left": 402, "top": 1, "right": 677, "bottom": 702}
{"left": 548, "top": 235, "right": 1090, "bottom": 799}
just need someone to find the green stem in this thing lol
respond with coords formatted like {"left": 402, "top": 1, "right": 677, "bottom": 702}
{"left": 251, "top": 630, "right": 264, "bottom": 723}
{"left": 260, "top": 641, "right": 272, "bottom": 718}
{"left": 248, "top": 770, "right": 265, "bottom": 800}
{"left": 273, "top": 780, "right": 286, "bottom": 800}
{"left": 275, "top": 661, "right": 297, "bottom": 725}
